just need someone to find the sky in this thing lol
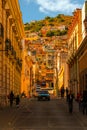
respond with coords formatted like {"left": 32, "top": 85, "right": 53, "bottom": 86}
{"left": 19, "top": 0, "right": 85, "bottom": 24}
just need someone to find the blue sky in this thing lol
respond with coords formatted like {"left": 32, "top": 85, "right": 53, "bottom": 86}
{"left": 19, "top": 0, "right": 85, "bottom": 24}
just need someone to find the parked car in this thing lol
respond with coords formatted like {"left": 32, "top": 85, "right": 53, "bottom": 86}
{"left": 37, "top": 90, "right": 50, "bottom": 101}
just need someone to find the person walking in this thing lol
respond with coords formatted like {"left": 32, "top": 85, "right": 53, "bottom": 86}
{"left": 66, "top": 87, "right": 69, "bottom": 102}
{"left": 9, "top": 91, "right": 14, "bottom": 107}
{"left": 16, "top": 95, "right": 20, "bottom": 107}
{"left": 60, "top": 86, "right": 65, "bottom": 98}
{"left": 82, "top": 91, "right": 87, "bottom": 115}
{"left": 67, "top": 91, "right": 74, "bottom": 113}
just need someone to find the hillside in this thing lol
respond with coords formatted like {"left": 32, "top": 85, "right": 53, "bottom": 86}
{"left": 24, "top": 14, "right": 73, "bottom": 37}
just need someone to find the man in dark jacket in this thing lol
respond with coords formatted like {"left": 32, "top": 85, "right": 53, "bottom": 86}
{"left": 68, "top": 91, "right": 74, "bottom": 113}
{"left": 82, "top": 90, "right": 87, "bottom": 115}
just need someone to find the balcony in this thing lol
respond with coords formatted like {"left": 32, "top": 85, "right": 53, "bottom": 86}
{"left": 4, "top": 39, "right": 17, "bottom": 63}
{"left": 5, "top": 38, "right": 11, "bottom": 48}
{"left": 5, "top": 38, "right": 11, "bottom": 56}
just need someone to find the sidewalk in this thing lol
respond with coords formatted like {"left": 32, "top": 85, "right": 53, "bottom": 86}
{"left": 0, "top": 98, "right": 30, "bottom": 130}
{"left": 62, "top": 98, "right": 87, "bottom": 127}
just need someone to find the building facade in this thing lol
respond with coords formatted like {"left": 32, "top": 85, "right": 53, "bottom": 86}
{"left": 67, "top": 8, "right": 82, "bottom": 97}
{"left": 76, "top": 37, "right": 87, "bottom": 92}
{"left": 77, "top": 1, "right": 87, "bottom": 93}
{"left": 0, "top": 0, "right": 24, "bottom": 106}
{"left": 68, "top": 1, "right": 87, "bottom": 97}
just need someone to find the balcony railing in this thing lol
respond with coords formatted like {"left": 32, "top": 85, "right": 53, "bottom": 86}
{"left": 5, "top": 38, "right": 16, "bottom": 58}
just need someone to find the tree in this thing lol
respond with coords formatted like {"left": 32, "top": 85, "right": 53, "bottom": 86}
{"left": 46, "top": 31, "right": 54, "bottom": 37}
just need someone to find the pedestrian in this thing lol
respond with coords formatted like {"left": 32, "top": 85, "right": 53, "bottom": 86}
{"left": 82, "top": 90, "right": 87, "bottom": 115}
{"left": 16, "top": 95, "right": 20, "bottom": 107}
{"left": 66, "top": 87, "right": 69, "bottom": 102}
{"left": 60, "top": 86, "right": 65, "bottom": 98}
{"left": 9, "top": 91, "right": 14, "bottom": 107}
{"left": 79, "top": 94, "right": 83, "bottom": 112}
{"left": 67, "top": 90, "right": 74, "bottom": 113}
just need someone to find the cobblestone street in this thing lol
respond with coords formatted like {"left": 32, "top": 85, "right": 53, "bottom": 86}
{"left": 0, "top": 98, "right": 87, "bottom": 130}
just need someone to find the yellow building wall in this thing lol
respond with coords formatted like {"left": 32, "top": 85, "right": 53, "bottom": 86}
{"left": 79, "top": 50, "right": 87, "bottom": 73}
{"left": 0, "top": 0, "right": 24, "bottom": 106}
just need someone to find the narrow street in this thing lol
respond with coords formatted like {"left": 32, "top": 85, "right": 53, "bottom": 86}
{"left": 0, "top": 97, "right": 87, "bottom": 130}
{"left": 0, "top": 1, "right": 87, "bottom": 130}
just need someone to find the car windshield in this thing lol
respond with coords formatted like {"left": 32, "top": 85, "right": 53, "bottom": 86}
{"left": 39, "top": 91, "right": 49, "bottom": 94}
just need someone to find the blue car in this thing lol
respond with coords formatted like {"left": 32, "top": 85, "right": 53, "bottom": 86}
{"left": 37, "top": 90, "right": 50, "bottom": 101}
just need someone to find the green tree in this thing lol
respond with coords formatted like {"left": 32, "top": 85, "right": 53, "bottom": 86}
{"left": 46, "top": 31, "right": 54, "bottom": 37}
{"left": 45, "top": 16, "right": 51, "bottom": 20}
{"left": 48, "top": 17, "right": 54, "bottom": 22}
{"left": 54, "top": 30, "right": 61, "bottom": 36}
